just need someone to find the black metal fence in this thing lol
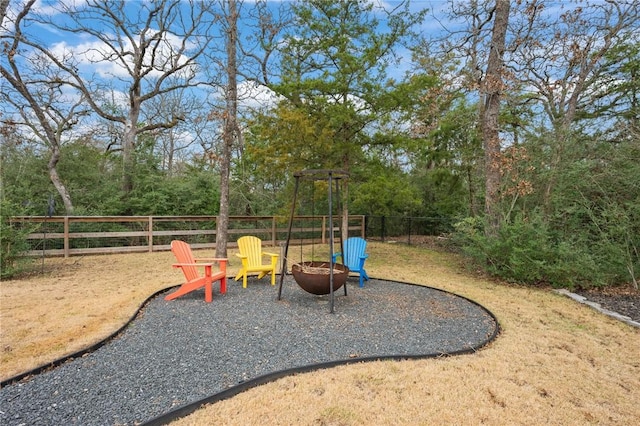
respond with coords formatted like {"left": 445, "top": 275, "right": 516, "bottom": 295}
{"left": 364, "top": 216, "right": 453, "bottom": 245}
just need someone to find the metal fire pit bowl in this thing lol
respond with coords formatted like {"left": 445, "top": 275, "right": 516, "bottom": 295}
{"left": 291, "top": 261, "right": 349, "bottom": 295}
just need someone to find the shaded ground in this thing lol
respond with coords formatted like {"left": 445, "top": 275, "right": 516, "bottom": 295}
{"left": 576, "top": 285, "right": 640, "bottom": 322}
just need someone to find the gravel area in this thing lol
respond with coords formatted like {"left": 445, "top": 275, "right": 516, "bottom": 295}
{"left": 0, "top": 277, "right": 497, "bottom": 426}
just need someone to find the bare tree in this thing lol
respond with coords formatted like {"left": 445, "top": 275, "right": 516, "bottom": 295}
{"left": 142, "top": 87, "right": 202, "bottom": 174}
{"left": 1, "top": 0, "right": 90, "bottom": 214}
{"left": 201, "top": 0, "right": 288, "bottom": 257}
{"left": 237, "top": 0, "right": 292, "bottom": 88}
{"left": 24, "top": 0, "right": 217, "bottom": 198}
{"left": 509, "top": 1, "right": 640, "bottom": 209}
{"left": 214, "top": 0, "right": 240, "bottom": 257}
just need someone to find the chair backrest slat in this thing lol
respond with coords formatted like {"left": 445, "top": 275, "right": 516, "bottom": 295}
{"left": 171, "top": 240, "right": 199, "bottom": 281}
{"left": 344, "top": 237, "right": 367, "bottom": 269}
{"left": 238, "top": 236, "right": 263, "bottom": 267}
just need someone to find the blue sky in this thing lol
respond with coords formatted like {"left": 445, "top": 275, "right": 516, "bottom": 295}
{"left": 3, "top": 1, "right": 451, "bottom": 116}
{"left": 3, "top": 0, "right": 620, "bottom": 141}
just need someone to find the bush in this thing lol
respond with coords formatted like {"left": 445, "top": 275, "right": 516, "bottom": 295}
{"left": 0, "top": 200, "right": 34, "bottom": 279}
{"left": 452, "top": 213, "right": 604, "bottom": 289}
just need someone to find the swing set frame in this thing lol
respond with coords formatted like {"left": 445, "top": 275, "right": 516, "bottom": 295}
{"left": 277, "top": 169, "right": 350, "bottom": 313}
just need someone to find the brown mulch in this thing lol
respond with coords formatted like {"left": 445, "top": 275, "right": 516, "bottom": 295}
{"left": 576, "top": 285, "right": 640, "bottom": 323}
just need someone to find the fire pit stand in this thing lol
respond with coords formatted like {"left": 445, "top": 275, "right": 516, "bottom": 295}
{"left": 277, "top": 169, "right": 349, "bottom": 313}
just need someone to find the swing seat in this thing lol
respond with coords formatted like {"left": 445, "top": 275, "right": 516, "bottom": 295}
{"left": 166, "top": 240, "right": 227, "bottom": 303}
{"left": 332, "top": 237, "right": 370, "bottom": 287}
{"left": 234, "top": 236, "right": 279, "bottom": 288}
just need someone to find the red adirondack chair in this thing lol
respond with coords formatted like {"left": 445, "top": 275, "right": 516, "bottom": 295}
{"left": 165, "top": 240, "right": 227, "bottom": 303}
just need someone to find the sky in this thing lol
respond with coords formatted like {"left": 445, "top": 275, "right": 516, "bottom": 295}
{"left": 2, "top": 1, "right": 449, "bottom": 120}
{"left": 2, "top": 0, "right": 627, "bottom": 146}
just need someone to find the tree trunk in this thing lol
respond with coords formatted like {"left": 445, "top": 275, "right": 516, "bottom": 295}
{"left": 481, "top": 0, "right": 510, "bottom": 237}
{"left": 48, "top": 146, "right": 74, "bottom": 214}
{"left": 122, "top": 116, "right": 137, "bottom": 194}
{"left": 341, "top": 156, "right": 350, "bottom": 245}
{"left": 216, "top": 0, "right": 238, "bottom": 258}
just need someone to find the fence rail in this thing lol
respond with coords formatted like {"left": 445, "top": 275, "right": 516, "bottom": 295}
{"left": 10, "top": 215, "right": 367, "bottom": 257}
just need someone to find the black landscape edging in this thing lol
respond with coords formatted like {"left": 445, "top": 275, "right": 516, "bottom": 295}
{"left": 141, "top": 279, "right": 501, "bottom": 426}
{"left": 0, "top": 285, "right": 179, "bottom": 388}
{"left": 2, "top": 277, "right": 500, "bottom": 426}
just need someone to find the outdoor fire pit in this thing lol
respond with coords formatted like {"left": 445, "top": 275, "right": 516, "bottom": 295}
{"left": 291, "top": 261, "right": 349, "bottom": 295}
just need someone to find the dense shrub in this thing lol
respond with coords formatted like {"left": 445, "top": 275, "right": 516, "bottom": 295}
{"left": 453, "top": 213, "right": 611, "bottom": 289}
{"left": 0, "top": 200, "right": 34, "bottom": 279}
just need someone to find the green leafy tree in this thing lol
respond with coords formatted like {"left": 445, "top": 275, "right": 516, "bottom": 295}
{"left": 410, "top": 101, "right": 483, "bottom": 219}
{"left": 350, "top": 162, "right": 421, "bottom": 217}
{"left": 270, "top": 0, "right": 424, "bottom": 168}
{"left": 247, "top": 0, "right": 425, "bottom": 236}
{"left": 57, "top": 141, "right": 122, "bottom": 215}
{"left": 0, "top": 137, "right": 51, "bottom": 215}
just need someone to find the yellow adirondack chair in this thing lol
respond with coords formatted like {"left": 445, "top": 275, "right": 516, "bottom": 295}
{"left": 166, "top": 240, "right": 227, "bottom": 303}
{"left": 234, "top": 236, "right": 279, "bottom": 288}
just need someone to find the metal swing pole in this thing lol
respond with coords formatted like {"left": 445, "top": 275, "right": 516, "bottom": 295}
{"left": 280, "top": 169, "right": 349, "bottom": 312}
{"left": 328, "top": 171, "right": 335, "bottom": 313}
{"left": 335, "top": 175, "right": 347, "bottom": 297}
{"left": 277, "top": 174, "right": 300, "bottom": 300}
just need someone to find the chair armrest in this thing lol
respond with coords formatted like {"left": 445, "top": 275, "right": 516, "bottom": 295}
{"left": 195, "top": 257, "right": 228, "bottom": 269}
{"left": 263, "top": 252, "right": 279, "bottom": 258}
{"left": 360, "top": 254, "right": 369, "bottom": 259}
{"left": 174, "top": 259, "right": 227, "bottom": 272}
{"left": 173, "top": 262, "right": 215, "bottom": 268}
{"left": 235, "top": 253, "right": 247, "bottom": 259}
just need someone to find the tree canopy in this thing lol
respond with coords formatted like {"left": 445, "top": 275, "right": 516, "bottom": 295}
{"left": 1, "top": 0, "right": 638, "bottom": 288}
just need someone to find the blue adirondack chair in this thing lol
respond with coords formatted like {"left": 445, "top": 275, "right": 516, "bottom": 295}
{"left": 332, "top": 237, "right": 370, "bottom": 287}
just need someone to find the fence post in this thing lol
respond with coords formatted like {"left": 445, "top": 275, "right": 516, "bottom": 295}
{"left": 63, "top": 217, "right": 69, "bottom": 258}
{"left": 148, "top": 216, "right": 153, "bottom": 252}
{"left": 381, "top": 216, "right": 386, "bottom": 242}
{"left": 272, "top": 217, "right": 276, "bottom": 246}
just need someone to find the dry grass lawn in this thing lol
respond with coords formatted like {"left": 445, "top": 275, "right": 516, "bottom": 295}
{"left": 1, "top": 243, "right": 639, "bottom": 425}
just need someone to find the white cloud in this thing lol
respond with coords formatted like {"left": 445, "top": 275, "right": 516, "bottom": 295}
{"left": 238, "top": 81, "right": 282, "bottom": 111}
{"left": 48, "top": 29, "right": 198, "bottom": 81}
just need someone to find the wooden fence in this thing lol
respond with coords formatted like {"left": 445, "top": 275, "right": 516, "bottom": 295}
{"left": 10, "top": 215, "right": 366, "bottom": 257}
